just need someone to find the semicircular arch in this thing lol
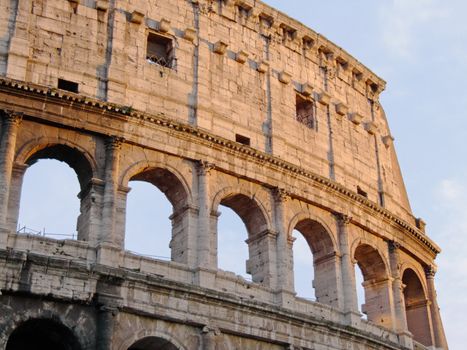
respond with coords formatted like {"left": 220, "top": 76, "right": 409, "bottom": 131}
{"left": 117, "top": 329, "right": 187, "bottom": 350}
{"left": 15, "top": 137, "right": 97, "bottom": 190}
{"left": 121, "top": 160, "right": 193, "bottom": 211}
{"left": 212, "top": 185, "right": 272, "bottom": 235}
{"left": 351, "top": 239, "right": 390, "bottom": 281}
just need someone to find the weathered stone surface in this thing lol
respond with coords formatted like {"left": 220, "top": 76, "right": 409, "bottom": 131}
{"left": 0, "top": 0, "right": 448, "bottom": 349}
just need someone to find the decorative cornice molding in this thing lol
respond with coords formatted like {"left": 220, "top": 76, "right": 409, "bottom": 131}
{"left": 0, "top": 78, "right": 440, "bottom": 255}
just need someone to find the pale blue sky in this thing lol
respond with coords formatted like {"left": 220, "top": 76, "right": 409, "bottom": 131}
{"left": 17, "top": 1, "right": 465, "bottom": 349}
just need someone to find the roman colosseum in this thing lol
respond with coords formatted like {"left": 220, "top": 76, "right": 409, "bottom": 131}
{"left": 0, "top": 0, "right": 448, "bottom": 349}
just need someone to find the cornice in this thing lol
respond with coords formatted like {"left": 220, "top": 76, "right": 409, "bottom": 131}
{"left": 0, "top": 77, "right": 440, "bottom": 255}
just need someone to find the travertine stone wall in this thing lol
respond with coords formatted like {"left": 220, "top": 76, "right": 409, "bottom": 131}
{"left": 0, "top": 0, "right": 448, "bottom": 349}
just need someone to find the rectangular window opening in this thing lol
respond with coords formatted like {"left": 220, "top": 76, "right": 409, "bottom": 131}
{"left": 235, "top": 134, "right": 250, "bottom": 146}
{"left": 357, "top": 186, "right": 368, "bottom": 198}
{"left": 57, "top": 78, "right": 79, "bottom": 93}
{"left": 146, "top": 32, "right": 175, "bottom": 69}
{"left": 296, "top": 94, "right": 315, "bottom": 129}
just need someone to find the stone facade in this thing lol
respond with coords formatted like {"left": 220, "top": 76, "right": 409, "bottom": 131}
{"left": 0, "top": 0, "right": 448, "bottom": 349}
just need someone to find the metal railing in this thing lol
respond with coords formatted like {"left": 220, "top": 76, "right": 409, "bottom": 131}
{"left": 16, "top": 225, "right": 76, "bottom": 240}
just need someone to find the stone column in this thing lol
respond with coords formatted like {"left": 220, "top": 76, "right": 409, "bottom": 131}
{"left": 388, "top": 241, "right": 412, "bottom": 347}
{"left": 97, "top": 137, "right": 123, "bottom": 265}
{"left": 168, "top": 204, "right": 199, "bottom": 266}
{"left": 194, "top": 161, "right": 216, "bottom": 287}
{"left": 335, "top": 213, "right": 360, "bottom": 326}
{"left": 201, "top": 326, "right": 220, "bottom": 350}
{"left": 96, "top": 305, "right": 118, "bottom": 350}
{"left": 245, "top": 228, "right": 277, "bottom": 286}
{"left": 425, "top": 266, "right": 449, "bottom": 350}
{"left": 273, "top": 188, "right": 295, "bottom": 307}
{"left": 6, "top": 163, "right": 27, "bottom": 233}
{"left": 0, "top": 110, "right": 22, "bottom": 248}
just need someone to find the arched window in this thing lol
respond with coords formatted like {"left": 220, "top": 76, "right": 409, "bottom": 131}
{"left": 216, "top": 193, "right": 269, "bottom": 284}
{"left": 354, "top": 244, "right": 392, "bottom": 326}
{"left": 125, "top": 181, "right": 172, "bottom": 260}
{"left": 16, "top": 144, "right": 93, "bottom": 241}
{"left": 217, "top": 205, "right": 249, "bottom": 279}
{"left": 402, "top": 268, "right": 433, "bottom": 347}
{"left": 292, "top": 229, "right": 314, "bottom": 299}
{"left": 292, "top": 219, "right": 338, "bottom": 306}
{"left": 354, "top": 264, "right": 366, "bottom": 319}
{"left": 6, "top": 318, "right": 81, "bottom": 350}
{"left": 18, "top": 159, "right": 80, "bottom": 239}
{"left": 124, "top": 167, "right": 190, "bottom": 264}
{"left": 127, "top": 336, "right": 179, "bottom": 350}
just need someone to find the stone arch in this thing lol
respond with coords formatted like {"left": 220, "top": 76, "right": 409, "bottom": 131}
{"left": 13, "top": 139, "right": 97, "bottom": 242}
{"left": 212, "top": 186, "right": 272, "bottom": 234}
{"left": 120, "top": 160, "right": 194, "bottom": 264}
{"left": 401, "top": 267, "right": 434, "bottom": 347}
{"left": 118, "top": 330, "right": 187, "bottom": 350}
{"left": 15, "top": 137, "right": 97, "bottom": 190}
{"left": 212, "top": 186, "right": 273, "bottom": 284}
{"left": 121, "top": 160, "right": 193, "bottom": 211}
{"left": 352, "top": 241, "right": 394, "bottom": 327}
{"left": 5, "top": 317, "right": 82, "bottom": 350}
{"left": 289, "top": 212, "right": 339, "bottom": 306}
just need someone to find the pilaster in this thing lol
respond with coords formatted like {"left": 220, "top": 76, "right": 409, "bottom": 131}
{"left": 335, "top": 213, "right": 360, "bottom": 326}
{"left": 425, "top": 266, "right": 449, "bottom": 350}
{"left": 0, "top": 110, "right": 22, "bottom": 248}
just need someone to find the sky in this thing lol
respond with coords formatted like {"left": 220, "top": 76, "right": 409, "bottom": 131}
{"left": 16, "top": 1, "right": 466, "bottom": 349}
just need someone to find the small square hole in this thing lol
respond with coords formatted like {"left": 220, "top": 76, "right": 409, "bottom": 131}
{"left": 357, "top": 186, "right": 368, "bottom": 198}
{"left": 57, "top": 79, "right": 79, "bottom": 93}
{"left": 235, "top": 134, "right": 250, "bottom": 146}
{"left": 296, "top": 94, "right": 314, "bottom": 129}
{"left": 146, "top": 32, "right": 175, "bottom": 69}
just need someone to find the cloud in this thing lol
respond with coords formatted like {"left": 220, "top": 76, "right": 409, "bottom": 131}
{"left": 379, "top": 0, "right": 450, "bottom": 59}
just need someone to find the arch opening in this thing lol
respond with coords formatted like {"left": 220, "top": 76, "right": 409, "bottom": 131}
{"left": 6, "top": 318, "right": 81, "bottom": 350}
{"left": 17, "top": 159, "right": 80, "bottom": 240}
{"left": 354, "top": 244, "right": 392, "bottom": 326}
{"left": 217, "top": 193, "right": 269, "bottom": 283}
{"left": 402, "top": 268, "right": 433, "bottom": 347}
{"left": 292, "top": 219, "right": 337, "bottom": 305}
{"left": 127, "top": 336, "right": 178, "bottom": 350}
{"left": 124, "top": 167, "right": 190, "bottom": 264}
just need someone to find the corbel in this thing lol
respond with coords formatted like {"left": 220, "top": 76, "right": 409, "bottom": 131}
{"left": 256, "top": 60, "right": 269, "bottom": 73}
{"left": 335, "top": 102, "right": 348, "bottom": 117}
{"left": 300, "top": 83, "right": 313, "bottom": 97}
{"left": 130, "top": 10, "right": 144, "bottom": 24}
{"left": 317, "top": 91, "right": 331, "bottom": 106}
{"left": 213, "top": 40, "right": 228, "bottom": 55}
{"left": 364, "top": 121, "right": 378, "bottom": 135}
{"left": 235, "top": 50, "right": 249, "bottom": 64}
{"left": 278, "top": 71, "right": 292, "bottom": 84}
{"left": 183, "top": 27, "right": 197, "bottom": 42}
{"left": 159, "top": 18, "right": 171, "bottom": 33}
{"left": 349, "top": 112, "right": 364, "bottom": 125}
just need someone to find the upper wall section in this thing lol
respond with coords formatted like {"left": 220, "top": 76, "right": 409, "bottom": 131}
{"left": 0, "top": 0, "right": 415, "bottom": 221}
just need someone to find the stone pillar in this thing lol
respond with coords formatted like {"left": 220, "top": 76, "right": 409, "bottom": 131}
{"left": 335, "top": 213, "right": 360, "bottom": 326}
{"left": 361, "top": 277, "right": 395, "bottom": 328}
{"left": 273, "top": 188, "right": 295, "bottom": 307}
{"left": 97, "top": 137, "right": 123, "bottom": 265}
{"left": 6, "top": 163, "right": 27, "bottom": 233}
{"left": 194, "top": 161, "right": 216, "bottom": 287}
{"left": 0, "top": 110, "right": 22, "bottom": 248}
{"left": 168, "top": 204, "right": 199, "bottom": 266}
{"left": 388, "top": 241, "right": 412, "bottom": 347}
{"left": 425, "top": 266, "right": 449, "bottom": 350}
{"left": 201, "top": 325, "right": 220, "bottom": 350}
{"left": 96, "top": 305, "right": 118, "bottom": 350}
{"left": 95, "top": 276, "right": 123, "bottom": 350}
{"left": 245, "top": 228, "right": 277, "bottom": 286}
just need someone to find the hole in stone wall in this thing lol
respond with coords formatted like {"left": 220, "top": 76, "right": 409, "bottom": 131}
{"left": 57, "top": 78, "right": 79, "bottom": 93}
{"left": 296, "top": 94, "right": 315, "bottom": 129}
{"left": 357, "top": 186, "right": 368, "bottom": 198}
{"left": 17, "top": 159, "right": 80, "bottom": 240}
{"left": 235, "top": 134, "right": 250, "bottom": 146}
{"left": 146, "top": 32, "right": 175, "bottom": 69}
{"left": 125, "top": 181, "right": 172, "bottom": 260}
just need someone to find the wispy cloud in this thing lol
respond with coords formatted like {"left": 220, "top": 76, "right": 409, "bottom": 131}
{"left": 379, "top": 0, "right": 450, "bottom": 59}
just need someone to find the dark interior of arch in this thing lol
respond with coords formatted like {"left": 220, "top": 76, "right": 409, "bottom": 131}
{"left": 220, "top": 194, "right": 268, "bottom": 236}
{"left": 26, "top": 144, "right": 93, "bottom": 190}
{"left": 128, "top": 336, "right": 178, "bottom": 350}
{"left": 131, "top": 168, "right": 188, "bottom": 212}
{"left": 402, "top": 268, "right": 432, "bottom": 346}
{"left": 402, "top": 268, "right": 426, "bottom": 304}
{"left": 6, "top": 318, "right": 81, "bottom": 350}
{"left": 354, "top": 244, "right": 387, "bottom": 281}
{"left": 294, "top": 219, "right": 335, "bottom": 260}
